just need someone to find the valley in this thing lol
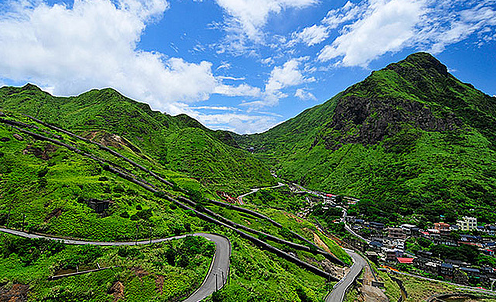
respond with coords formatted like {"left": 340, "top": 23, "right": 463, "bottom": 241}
{"left": 1, "top": 52, "right": 496, "bottom": 301}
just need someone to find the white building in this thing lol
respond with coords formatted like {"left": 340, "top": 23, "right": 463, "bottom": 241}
{"left": 456, "top": 216, "right": 477, "bottom": 231}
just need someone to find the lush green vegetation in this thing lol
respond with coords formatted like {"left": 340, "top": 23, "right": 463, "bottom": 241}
{"left": 0, "top": 85, "right": 275, "bottom": 194}
{"left": 0, "top": 118, "right": 209, "bottom": 241}
{"left": 0, "top": 233, "right": 215, "bottom": 301}
{"left": 0, "top": 107, "right": 350, "bottom": 300}
{"left": 205, "top": 230, "right": 330, "bottom": 302}
{"left": 239, "top": 187, "right": 352, "bottom": 265}
{"left": 5, "top": 51, "right": 490, "bottom": 300}
{"left": 237, "top": 52, "right": 496, "bottom": 226}
{"left": 242, "top": 186, "right": 308, "bottom": 211}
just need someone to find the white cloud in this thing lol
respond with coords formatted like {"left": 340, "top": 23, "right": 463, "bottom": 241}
{"left": 0, "top": 0, "right": 223, "bottom": 114}
{"left": 240, "top": 58, "right": 315, "bottom": 108}
{"left": 421, "top": 1, "right": 496, "bottom": 53}
{"left": 295, "top": 88, "right": 317, "bottom": 100}
{"left": 214, "top": 83, "right": 262, "bottom": 97}
{"left": 290, "top": 24, "right": 329, "bottom": 46}
{"left": 214, "top": 0, "right": 318, "bottom": 53}
{"left": 317, "top": 0, "right": 496, "bottom": 67}
{"left": 217, "top": 75, "right": 246, "bottom": 81}
{"left": 318, "top": 0, "right": 426, "bottom": 67}
{"left": 192, "top": 106, "right": 240, "bottom": 111}
{"left": 263, "top": 58, "right": 315, "bottom": 105}
{"left": 216, "top": 62, "right": 231, "bottom": 70}
{"left": 322, "top": 1, "right": 362, "bottom": 29}
{"left": 188, "top": 111, "right": 278, "bottom": 134}
{"left": 261, "top": 57, "right": 275, "bottom": 65}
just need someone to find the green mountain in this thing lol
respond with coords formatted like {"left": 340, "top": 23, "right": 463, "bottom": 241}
{"left": 0, "top": 87, "right": 342, "bottom": 301}
{"left": 237, "top": 52, "right": 496, "bottom": 225}
{"left": 0, "top": 84, "right": 275, "bottom": 194}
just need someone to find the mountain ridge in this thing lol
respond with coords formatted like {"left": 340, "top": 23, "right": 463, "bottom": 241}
{"left": 237, "top": 52, "right": 496, "bottom": 225}
{"left": 0, "top": 84, "right": 275, "bottom": 194}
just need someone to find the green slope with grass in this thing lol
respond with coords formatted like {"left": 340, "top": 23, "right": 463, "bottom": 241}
{"left": 237, "top": 52, "right": 496, "bottom": 225}
{"left": 0, "top": 110, "right": 344, "bottom": 301}
{"left": 0, "top": 85, "right": 275, "bottom": 194}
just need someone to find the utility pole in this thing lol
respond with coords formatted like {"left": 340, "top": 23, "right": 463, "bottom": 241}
{"left": 149, "top": 226, "right": 152, "bottom": 245}
{"left": 215, "top": 273, "right": 218, "bottom": 291}
{"left": 22, "top": 213, "right": 25, "bottom": 232}
{"left": 135, "top": 223, "right": 140, "bottom": 245}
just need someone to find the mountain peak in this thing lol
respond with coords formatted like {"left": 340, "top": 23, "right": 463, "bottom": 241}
{"left": 21, "top": 83, "right": 43, "bottom": 92}
{"left": 386, "top": 51, "right": 449, "bottom": 78}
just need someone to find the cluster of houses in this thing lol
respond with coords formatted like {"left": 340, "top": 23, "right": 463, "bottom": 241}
{"left": 347, "top": 216, "right": 496, "bottom": 285}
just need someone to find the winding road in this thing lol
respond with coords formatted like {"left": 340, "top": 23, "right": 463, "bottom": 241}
{"left": 0, "top": 227, "right": 230, "bottom": 302}
{"left": 326, "top": 249, "right": 367, "bottom": 302}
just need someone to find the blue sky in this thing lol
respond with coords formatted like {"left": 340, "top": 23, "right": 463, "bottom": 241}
{"left": 0, "top": 0, "right": 495, "bottom": 133}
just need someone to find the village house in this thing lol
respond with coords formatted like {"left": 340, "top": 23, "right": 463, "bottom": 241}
{"left": 434, "top": 222, "right": 452, "bottom": 237}
{"left": 397, "top": 257, "right": 414, "bottom": 265}
{"left": 368, "top": 221, "right": 385, "bottom": 231}
{"left": 387, "top": 227, "right": 406, "bottom": 240}
{"left": 385, "top": 249, "right": 403, "bottom": 262}
{"left": 485, "top": 225, "right": 496, "bottom": 236}
{"left": 400, "top": 224, "right": 418, "bottom": 236}
{"left": 439, "top": 263, "right": 455, "bottom": 279}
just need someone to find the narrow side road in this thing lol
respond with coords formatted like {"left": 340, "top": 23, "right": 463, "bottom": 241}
{"left": 0, "top": 227, "right": 230, "bottom": 302}
{"left": 237, "top": 182, "right": 285, "bottom": 204}
{"left": 326, "top": 249, "right": 367, "bottom": 302}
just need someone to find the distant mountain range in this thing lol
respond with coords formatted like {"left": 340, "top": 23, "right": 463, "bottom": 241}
{"left": 1, "top": 52, "right": 495, "bottom": 226}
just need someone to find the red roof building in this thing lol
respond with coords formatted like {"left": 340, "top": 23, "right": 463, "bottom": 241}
{"left": 397, "top": 257, "right": 414, "bottom": 264}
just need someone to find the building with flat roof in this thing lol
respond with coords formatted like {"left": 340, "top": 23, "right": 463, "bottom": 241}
{"left": 387, "top": 227, "right": 406, "bottom": 240}
{"left": 457, "top": 216, "right": 477, "bottom": 231}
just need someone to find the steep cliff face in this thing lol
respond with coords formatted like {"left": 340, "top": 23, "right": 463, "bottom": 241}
{"left": 315, "top": 94, "right": 462, "bottom": 151}
{"left": 311, "top": 52, "right": 494, "bottom": 151}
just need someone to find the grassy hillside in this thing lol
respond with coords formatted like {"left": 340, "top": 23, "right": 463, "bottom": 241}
{"left": 0, "top": 85, "right": 275, "bottom": 194}
{"left": 237, "top": 52, "right": 496, "bottom": 225}
{"left": 0, "top": 110, "right": 346, "bottom": 301}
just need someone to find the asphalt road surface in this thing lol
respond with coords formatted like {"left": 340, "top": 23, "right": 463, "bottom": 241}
{"left": 326, "top": 249, "right": 367, "bottom": 302}
{"left": 0, "top": 227, "right": 230, "bottom": 302}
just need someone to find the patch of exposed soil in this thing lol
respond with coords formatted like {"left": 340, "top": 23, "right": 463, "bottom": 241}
{"left": 98, "top": 132, "right": 142, "bottom": 154}
{"left": 0, "top": 284, "right": 29, "bottom": 302}
{"left": 358, "top": 262, "right": 388, "bottom": 302}
{"left": 286, "top": 212, "right": 303, "bottom": 223}
{"left": 23, "top": 143, "right": 57, "bottom": 160}
{"left": 13, "top": 134, "right": 23, "bottom": 141}
{"left": 155, "top": 275, "right": 164, "bottom": 294}
{"left": 44, "top": 208, "right": 63, "bottom": 222}
{"left": 131, "top": 267, "right": 149, "bottom": 279}
{"left": 360, "top": 285, "right": 389, "bottom": 302}
{"left": 108, "top": 281, "right": 124, "bottom": 302}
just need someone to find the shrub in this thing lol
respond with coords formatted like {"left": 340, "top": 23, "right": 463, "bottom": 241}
{"left": 136, "top": 209, "right": 153, "bottom": 221}
{"left": 37, "top": 167, "right": 49, "bottom": 177}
